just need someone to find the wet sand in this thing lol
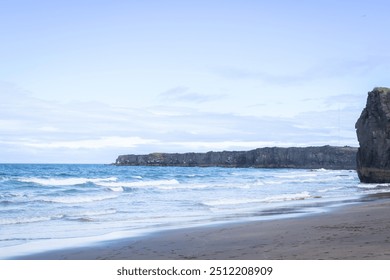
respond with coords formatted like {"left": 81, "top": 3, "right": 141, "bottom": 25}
{"left": 16, "top": 194, "right": 390, "bottom": 260}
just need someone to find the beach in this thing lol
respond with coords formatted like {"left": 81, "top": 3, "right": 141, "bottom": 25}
{"left": 2, "top": 165, "right": 370, "bottom": 259}
{"left": 16, "top": 193, "right": 390, "bottom": 260}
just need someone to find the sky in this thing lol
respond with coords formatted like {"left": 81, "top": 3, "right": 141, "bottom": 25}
{"left": 1, "top": 0, "right": 390, "bottom": 163}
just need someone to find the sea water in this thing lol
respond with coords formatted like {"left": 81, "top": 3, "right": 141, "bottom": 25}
{"left": 0, "top": 164, "right": 388, "bottom": 259}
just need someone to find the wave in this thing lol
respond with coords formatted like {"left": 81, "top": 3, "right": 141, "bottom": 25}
{"left": 70, "top": 217, "right": 94, "bottom": 222}
{"left": 107, "top": 186, "right": 124, "bottom": 192}
{"left": 184, "top": 174, "right": 210, "bottom": 178}
{"left": 204, "top": 191, "right": 314, "bottom": 207}
{"left": 18, "top": 177, "right": 118, "bottom": 186}
{"left": 317, "top": 186, "right": 344, "bottom": 193}
{"left": 62, "top": 209, "right": 117, "bottom": 222}
{"left": 357, "top": 183, "right": 390, "bottom": 189}
{"left": 69, "top": 209, "right": 117, "bottom": 217}
{"left": 262, "top": 191, "right": 312, "bottom": 203}
{"left": 0, "top": 177, "right": 9, "bottom": 183}
{"left": 204, "top": 198, "right": 267, "bottom": 207}
{"left": 96, "top": 179, "right": 180, "bottom": 189}
{"left": 275, "top": 173, "right": 318, "bottom": 179}
{"left": 0, "top": 193, "right": 31, "bottom": 205}
{"left": 157, "top": 183, "right": 211, "bottom": 190}
{"left": 263, "top": 176, "right": 345, "bottom": 186}
{"left": 0, "top": 215, "right": 63, "bottom": 225}
{"left": 0, "top": 200, "right": 24, "bottom": 206}
{"left": 0, "top": 208, "right": 118, "bottom": 226}
{"left": 37, "top": 194, "right": 117, "bottom": 204}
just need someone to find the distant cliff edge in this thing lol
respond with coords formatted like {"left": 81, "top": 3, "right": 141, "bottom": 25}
{"left": 114, "top": 146, "right": 357, "bottom": 170}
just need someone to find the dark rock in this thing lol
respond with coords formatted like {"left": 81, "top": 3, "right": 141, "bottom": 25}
{"left": 115, "top": 145, "right": 357, "bottom": 170}
{"left": 355, "top": 87, "right": 390, "bottom": 182}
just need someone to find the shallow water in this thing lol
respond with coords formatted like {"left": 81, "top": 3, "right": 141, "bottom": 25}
{"left": 0, "top": 164, "right": 388, "bottom": 259}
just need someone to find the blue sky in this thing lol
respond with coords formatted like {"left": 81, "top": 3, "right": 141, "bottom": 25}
{"left": 1, "top": 0, "right": 389, "bottom": 163}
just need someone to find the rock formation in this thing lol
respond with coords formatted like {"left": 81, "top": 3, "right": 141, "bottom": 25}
{"left": 115, "top": 146, "right": 357, "bottom": 170}
{"left": 356, "top": 87, "right": 390, "bottom": 183}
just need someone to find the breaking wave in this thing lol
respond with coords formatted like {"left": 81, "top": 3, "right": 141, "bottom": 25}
{"left": 18, "top": 177, "right": 118, "bottom": 186}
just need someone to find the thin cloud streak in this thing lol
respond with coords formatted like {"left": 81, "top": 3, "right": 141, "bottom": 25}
{"left": 216, "top": 56, "right": 390, "bottom": 86}
{"left": 159, "top": 86, "right": 227, "bottom": 103}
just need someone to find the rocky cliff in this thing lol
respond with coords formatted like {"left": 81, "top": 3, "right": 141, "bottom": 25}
{"left": 115, "top": 145, "right": 357, "bottom": 170}
{"left": 356, "top": 87, "right": 390, "bottom": 182}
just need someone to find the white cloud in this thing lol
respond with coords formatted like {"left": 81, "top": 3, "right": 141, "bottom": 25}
{"left": 22, "top": 137, "right": 159, "bottom": 149}
{"left": 0, "top": 81, "right": 361, "bottom": 163}
{"left": 159, "top": 86, "right": 227, "bottom": 103}
{"left": 38, "top": 126, "right": 61, "bottom": 132}
{"left": 168, "top": 140, "right": 310, "bottom": 151}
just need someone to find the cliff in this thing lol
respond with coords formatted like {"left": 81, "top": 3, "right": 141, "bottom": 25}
{"left": 356, "top": 87, "right": 390, "bottom": 182}
{"left": 115, "top": 146, "right": 357, "bottom": 170}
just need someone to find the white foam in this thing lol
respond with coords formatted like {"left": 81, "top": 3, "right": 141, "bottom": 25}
{"left": 18, "top": 177, "right": 117, "bottom": 186}
{"left": 263, "top": 180, "right": 283, "bottom": 185}
{"left": 204, "top": 192, "right": 312, "bottom": 207}
{"left": 108, "top": 186, "right": 124, "bottom": 192}
{"left": 276, "top": 173, "right": 317, "bottom": 179}
{"left": 38, "top": 194, "right": 117, "bottom": 204}
{"left": 157, "top": 183, "right": 210, "bottom": 190}
{"left": 66, "top": 209, "right": 117, "bottom": 218}
{"left": 96, "top": 179, "right": 180, "bottom": 189}
{"left": 262, "top": 191, "right": 312, "bottom": 203}
{"left": 0, "top": 215, "right": 63, "bottom": 225}
{"left": 357, "top": 183, "right": 390, "bottom": 189}
{"left": 204, "top": 198, "right": 266, "bottom": 207}
{"left": 311, "top": 168, "right": 327, "bottom": 172}
{"left": 318, "top": 186, "right": 344, "bottom": 193}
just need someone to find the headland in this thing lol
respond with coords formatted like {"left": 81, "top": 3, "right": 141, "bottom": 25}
{"left": 115, "top": 145, "right": 357, "bottom": 170}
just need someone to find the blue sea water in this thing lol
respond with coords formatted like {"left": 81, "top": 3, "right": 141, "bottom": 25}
{"left": 0, "top": 164, "right": 387, "bottom": 259}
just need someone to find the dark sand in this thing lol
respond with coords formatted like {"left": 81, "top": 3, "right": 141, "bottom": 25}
{"left": 16, "top": 194, "right": 390, "bottom": 260}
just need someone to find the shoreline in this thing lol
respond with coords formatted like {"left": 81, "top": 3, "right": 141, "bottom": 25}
{"left": 12, "top": 193, "right": 390, "bottom": 260}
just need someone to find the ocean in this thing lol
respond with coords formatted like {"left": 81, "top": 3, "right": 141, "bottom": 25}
{"left": 0, "top": 164, "right": 387, "bottom": 259}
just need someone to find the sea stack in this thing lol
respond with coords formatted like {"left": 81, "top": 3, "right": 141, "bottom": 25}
{"left": 355, "top": 87, "right": 390, "bottom": 183}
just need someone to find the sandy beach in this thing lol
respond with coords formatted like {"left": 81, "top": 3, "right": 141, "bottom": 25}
{"left": 15, "top": 193, "right": 390, "bottom": 260}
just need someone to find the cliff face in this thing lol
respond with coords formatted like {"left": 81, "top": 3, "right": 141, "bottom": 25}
{"left": 356, "top": 87, "right": 390, "bottom": 182}
{"left": 115, "top": 146, "right": 357, "bottom": 170}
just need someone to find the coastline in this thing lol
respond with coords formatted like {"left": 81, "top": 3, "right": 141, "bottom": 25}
{"left": 115, "top": 146, "right": 357, "bottom": 170}
{"left": 13, "top": 193, "right": 390, "bottom": 260}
